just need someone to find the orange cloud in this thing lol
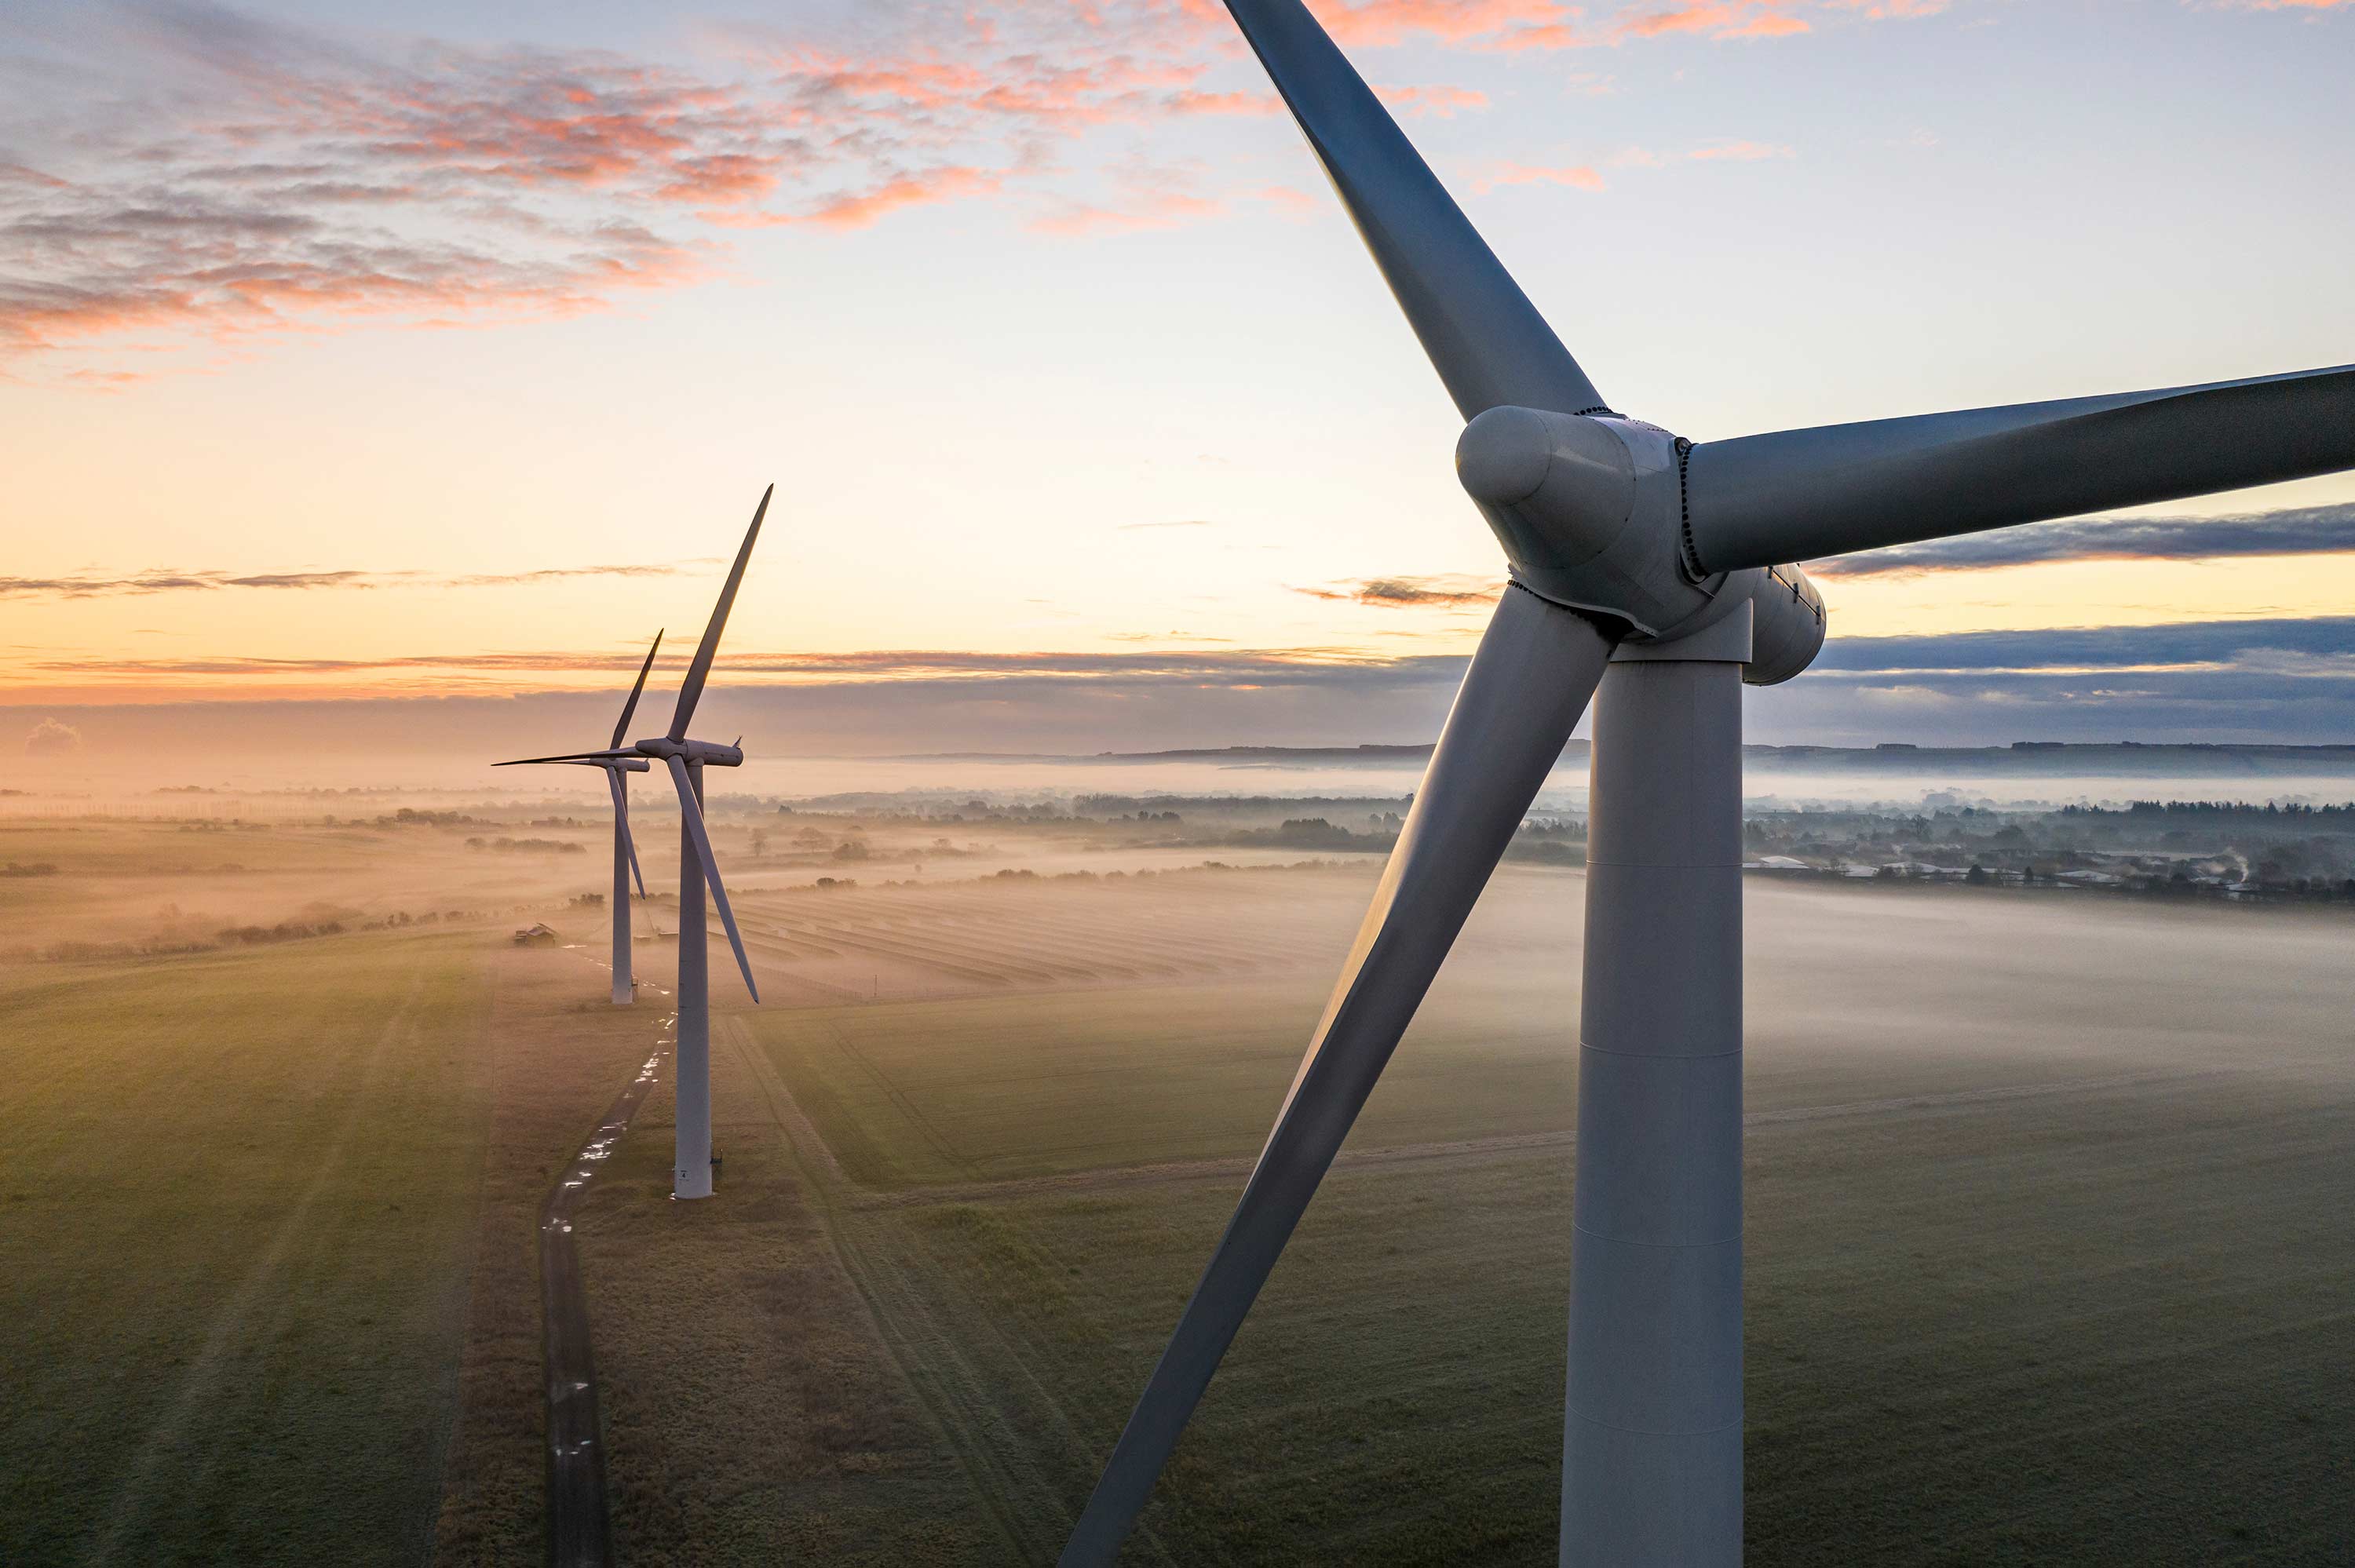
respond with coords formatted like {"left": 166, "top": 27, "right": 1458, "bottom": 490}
{"left": 1, "top": 162, "right": 71, "bottom": 188}
{"left": 655, "top": 153, "right": 783, "bottom": 207}
{"left": 0, "top": 1, "right": 1258, "bottom": 376}
{"left": 1621, "top": 2, "right": 1813, "bottom": 40}
{"left": 1311, "top": 0, "right": 1948, "bottom": 50}
{"left": 1164, "top": 88, "right": 1281, "bottom": 114}
{"left": 1317, "top": 0, "right": 1575, "bottom": 47}
{"left": 1723, "top": 9, "right": 1813, "bottom": 35}
{"left": 11, "top": 642, "right": 1438, "bottom": 702}
{"left": 796, "top": 166, "right": 1008, "bottom": 230}
{"left": 0, "top": 560, "right": 706, "bottom": 601}
{"left": 1375, "top": 83, "right": 1492, "bottom": 117}
{"left": 0, "top": 0, "right": 1959, "bottom": 377}
{"left": 0, "top": 206, "right": 705, "bottom": 357}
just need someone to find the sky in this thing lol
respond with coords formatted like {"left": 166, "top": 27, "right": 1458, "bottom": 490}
{"left": 3, "top": 0, "right": 2353, "bottom": 764}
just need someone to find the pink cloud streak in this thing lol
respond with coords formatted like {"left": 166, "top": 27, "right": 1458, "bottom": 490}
{"left": 0, "top": 0, "right": 2005, "bottom": 377}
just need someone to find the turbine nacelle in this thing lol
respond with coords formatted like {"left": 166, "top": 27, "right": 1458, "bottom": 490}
{"left": 1456, "top": 406, "right": 1825, "bottom": 684}
{"left": 632, "top": 736, "right": 743, "bottom": 769}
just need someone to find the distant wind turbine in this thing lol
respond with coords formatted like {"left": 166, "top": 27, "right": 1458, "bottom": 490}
{"left": 499, "top": 487, "right": 772, "bottom": 1199}
{"left": 1059, "top": 4, "right": 2355, "bottom": 1563}
{"left": 493, "top": 633, "right": 662, "bottom": 1005}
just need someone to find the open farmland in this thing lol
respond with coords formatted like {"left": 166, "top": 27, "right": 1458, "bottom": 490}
{"left": 0, "top": 927, "right": 498, "bottom": 1565}
{"left": 590, "top": 859, "right": 2355, "bottom": 1563}
{"left": 0, "top": 811, "right": 677, "bottom": 1566}
{"left": 3, "top": 804, "right": 2350, "bottom": 1565}
{"left": 843, "top": 1070, "right": 2353, "bottom": 1566}
{"left": 721, "top": 861, "right": 1378, "bottom": 1009}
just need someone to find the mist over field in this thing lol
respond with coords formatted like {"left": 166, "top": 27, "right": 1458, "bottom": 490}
{"left": 14, "top": 727, "right": 2355, "bottom": 823}
{"left": 4, "top": 749, "right": 2351, "bottom": 1564}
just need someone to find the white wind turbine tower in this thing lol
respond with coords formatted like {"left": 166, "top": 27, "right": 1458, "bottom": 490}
{"left": 496, "top": 633, "right": 663, "bottom": 1005}
{"left": 1060, "top": 4, "right": 2355, "bottom": 1563}
{"left": 501, "top": 487, "right": 771, "bottom": 1200}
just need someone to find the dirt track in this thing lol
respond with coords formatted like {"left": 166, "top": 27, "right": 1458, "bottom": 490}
{"left": 539, "top": 1031, "right": 671, "bottom": 1568}
{"left": 534, "top": 947, "right": 675, "bottom": 1568}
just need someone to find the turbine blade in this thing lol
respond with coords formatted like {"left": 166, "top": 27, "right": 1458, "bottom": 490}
{"left": 1686, "top": 363, "right": 2355, "bottom": 572}
{"left": 612, "top": 630, "right": 664, "bottom": 750}
{"left": 608, "top": 768, "right": 646, "bottom": 900}
{"left": 664, "top": 756, "right": 761, "bottom": 1004}
{"left": 1059, "top": 586, "right": 1614, "bottom": 1566}
{"left": 493, "top": 749, "right": 637, "bottom": 766}
{"left": 670, "top": 487, "right": 772, "bottom": 742}
{"left": 1222, "top": 0, "right": 1605, "bottom": 421}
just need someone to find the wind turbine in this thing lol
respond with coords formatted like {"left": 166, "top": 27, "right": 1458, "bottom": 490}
{"left": 500, "top": 487, "right": 772, "bottom": 1200}
{"left": 1060, "top": 4, "right": 2355, "bottom": 1563}
{"left": 495, "top": 633, "right": 663, "bottom": 1005}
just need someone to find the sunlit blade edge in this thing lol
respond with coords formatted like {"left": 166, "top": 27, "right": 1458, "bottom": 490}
{"left": 613, "top": 629, "right": 663, "bottom": 751}
{"left": 669, "top": 486, "right": 773, "bottom": 742}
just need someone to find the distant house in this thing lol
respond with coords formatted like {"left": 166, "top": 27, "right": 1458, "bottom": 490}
{"left": 513, "top": 922, "right": 558, "bottom": 946}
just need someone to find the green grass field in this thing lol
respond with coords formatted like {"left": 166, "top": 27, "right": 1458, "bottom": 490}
{"left": 6, "top": 816, "right": 2350, "bottom": 1566}
{"left": 0, "top": 929, "right": 497, "bottom": 1566}
{"left": 795, "top": 1074, "right": 2355, "bottom": 1565}
{"left": 727, "top": 875, "right": 2355, "bottom": 1565}
{"left": 752, "top": 975, "right": 1579, "bottom": 1190}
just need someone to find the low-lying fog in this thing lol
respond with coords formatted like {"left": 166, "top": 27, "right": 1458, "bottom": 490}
{"left": 12, "top": 746, "right": 2355, "bottom": 823}
{"left": 9, "top": 766, "right": 2350, "bottom": 1116}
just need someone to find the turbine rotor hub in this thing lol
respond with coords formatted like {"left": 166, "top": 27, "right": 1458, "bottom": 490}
{"left": 1455, "top": 405, "right": 1825, "bottom": 681}
{"left": 1456, "top": 407, "right": 1711, "bottom": 636}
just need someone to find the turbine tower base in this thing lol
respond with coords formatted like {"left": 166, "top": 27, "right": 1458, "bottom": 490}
{"left": 612, "top": 810, "right": 635, "bottom": 1007}
{"left": 675, "top": 760, "right": 714, "bottom": 1200}
{"left": 1565, "top": 606, "right": 1748, "bottom": 1565}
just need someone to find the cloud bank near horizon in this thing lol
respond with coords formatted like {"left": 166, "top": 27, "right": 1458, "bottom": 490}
{"left": 11, "top": 613, "right": 2353, "bottom": 753}
{"left": 1811, "top": 504, "right": 2355, "bottom": 577}
{"left": 0, "top": 558, "right": 711, "bottom": 600}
